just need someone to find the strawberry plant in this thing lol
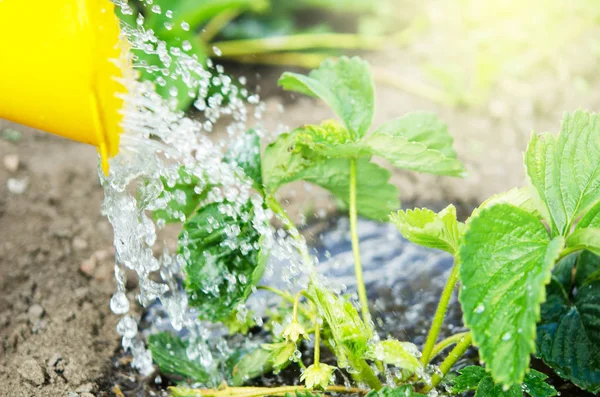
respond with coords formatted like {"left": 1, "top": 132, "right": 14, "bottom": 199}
{"left": 146, "top": 57, "right": 600, "bottom": 397}
{"left": 394, "top": 110, "right": 600, "bottom": 394}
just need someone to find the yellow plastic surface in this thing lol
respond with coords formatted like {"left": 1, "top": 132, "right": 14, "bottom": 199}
{"left": 0, "top": 0, "right": 129, "bottom": 173}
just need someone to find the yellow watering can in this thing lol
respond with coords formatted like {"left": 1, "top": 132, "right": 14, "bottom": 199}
{"left": 0, "top": 0, "right": 129, "bottom": 174}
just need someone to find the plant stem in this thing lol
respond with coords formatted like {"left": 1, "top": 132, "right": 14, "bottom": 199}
{"left": 221, "top": 52, "right": 327, "bottom": 69}
{"left": 349, "top": 159, "right": 371, "bottom": 325}
{"left": 256, "top": 285, "right": 295, "bottom": 304}
{"left": 314, "top": 319, "right": 321, "bottom": 364}
{"left": 420, "top": 260, "right": 460, "bottom": 365}
{"left": 429, "top": 332, "right": 469, "bottom": 360}
{"left": 209, "top": 33, "right": 386, "bottom": 57}
{"left": 292, "top": 292, "right": 302, "bottom": 322}
{"left": 170, "top": 385, "right": 368, "bottom": 397}
{"left": 352, "top": 358, "right": 383, "bottom": 391}
{"left": 421, "top": 332, "right": 473, "bottom": 393}
{"left": 257, "top": 286, "right": 313, "bottom": 319}
{"left": 201, "top": 8, "right": 242, "bottom": 42}
{"left": 557, "top": 246, "right": 580, "bottom": 262}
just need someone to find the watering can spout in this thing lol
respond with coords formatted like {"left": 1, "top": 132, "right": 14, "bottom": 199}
{"left": 0, "top": 0, "right": 129, "bottom": 174}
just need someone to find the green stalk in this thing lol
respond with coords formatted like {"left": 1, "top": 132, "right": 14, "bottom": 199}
{"left": 209, "top": 33, "right": 386, "bottom": 57}
{"left": 349, "top": 159, "right": 371, "bottom": 324}
{"left": 170, "top": 385, "right": 368, "bottom": 397}
{"left": 421, "top": 332, "right": 473, "bottom": 393}
{"left": 292, "top": 292, "right": 302, "bottom": 322}
{"left": 257, "top": 286, "right": 313, "bottom": 319}
{"left": 221, "top": 52, "right": 327, "bottom": 69}
{"left": 429, "top": 332, "right": 469, "bottom": 360}
{"left": 420, "top": 260, "right": 460, "bottom": 365}
{"left": 256, "top": 285, "right": 295, "bottom": 304}
{"left": 201, "top": 8, "right": 242, "bottom": 42}
{"left": 351, "top": 358, "right": 383, "bottom": 390}
{"left": 314, "top": 319, "right": 321, "bottom": 364}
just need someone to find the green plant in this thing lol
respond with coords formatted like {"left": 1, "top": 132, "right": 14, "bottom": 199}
{"left": 147, "top": 57, "right": 600, "bottom": 396}
{"left": 148, "top": 56, "right": 482, "bottom": 396}
{"left": 395, "top": 110, "right": 600, "bottom": 394}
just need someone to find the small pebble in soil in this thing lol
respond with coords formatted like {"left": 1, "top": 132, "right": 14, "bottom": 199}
{"left": 79, "top": 257, "right": 97, "bottom": 277}
{"left": 72, "top": 237, "right": 88, "bottom": 251}
{"left": 27, "top": 304, "right": 44, "bottom": 321}
{"left": 3, "top": 154, "right": 19, "bottom": 172}
{"left": 75, "top": 382, "right": 96, "bottom": 392}
{"left": 7, "top": 177, "right": 28, "bottom": 194}
{"left": 17, "top": 358, "right": 45, "bottom": 386}
{"left": 63, "top": 361, "right": 86, "bottom": 385}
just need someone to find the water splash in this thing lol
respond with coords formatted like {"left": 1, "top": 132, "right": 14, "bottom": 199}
{"left": 101, "top": 5, "right": 309, "bottom": 379}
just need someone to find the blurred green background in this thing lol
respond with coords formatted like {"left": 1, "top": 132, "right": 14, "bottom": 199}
{"left": 117, "top": 0, "right": 600, "bottom": 112}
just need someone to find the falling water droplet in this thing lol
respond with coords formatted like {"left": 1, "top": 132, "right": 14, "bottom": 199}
{"left": 110, "top": 291, "right": 130, "bottom": 314}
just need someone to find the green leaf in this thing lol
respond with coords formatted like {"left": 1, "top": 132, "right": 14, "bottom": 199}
{"left": 279, "top": 56, "right": 374, "bottom": 140}
{"left": 576, "top": 250, "right": 600, "bottom": 285}
{"left": 569, "top": 200, "right": 600, "bottom": 256}
{"left": 231, "top": 341, "right": 295, "bottom": 385}
{"left": 293, "top": 120, "right": 369, "bottom": 158}
{"left": 365, "top": 386, "right": 426, "bottom": 397}
{"left": 289, "top": 115, "right": 466, "bottom": 177}
{"left": 222, "top": 310, "right": 257, "bottom": 335}
{"left": 153, "top": 167, "right": 207, "bottom": 223}
{"left": 308, "top": 283, "right": 371, "bottom": 367}
{"left": 132, "top": 32, "right": 208, "bottom": 111}
{"left": 390, "top": 204, "right": 462, "bottom": 255}
{"left": 263, "top": 130, "right": 399, "bottom": 220}
{"left": 460, "top": 204, "right": 564, "bottom": 387}
{"left": 522, "top": 369, "right": 558, "bottom": 397}
{"left": 364, "top": 132, "right": 465, "bottom": 177}
{"left": 225, "top": 129, "right": 263, "bottom": 191}
{"left": 537, "top": 251, "right": 600, "bottom": 393}
{"left": 577, "top": 199, "right": 600, "bottom": 229}
{"left": 372, "top": 112, "right": 458, "bottom": 158}
{"left": 231, "top": 346, "right": 272, "bottom": 386}
{"left": 474, "top": 376, "right": 521, "bottom": 397}
{"left": 472, "top": 186, "right": 545, "bottom": 220}
{"left": 141, "top": 0, "right": 260, "bottom": 41}
{"left": 452, "top": 366, "right": 487, "bottom": 393}
{"left": 566, "top": 228, "right": 600, "bottom": 257}
{"left": 148, "top": 332, "right": 211, "bottom": 383}
{"left": 293, "top": 158, "right": 399, "bottom": 221}
{"left": 364, "top": 339, "right": 422, "bottom": 373}
{"left": 262, "top": 131, "right": 313, "bottom": 193}
{"left": 525, "top": 110, "right": 600, "bottom": 235}
{"left": 452, "top": 366, "right": 557, "bottom": 397}
{"left": 181, "top": 201, "right": 266, "bottom": 321}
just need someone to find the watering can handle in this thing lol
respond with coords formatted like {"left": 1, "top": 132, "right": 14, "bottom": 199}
{"left": 0, "top": 0, "right": 129, "bottom": 174}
